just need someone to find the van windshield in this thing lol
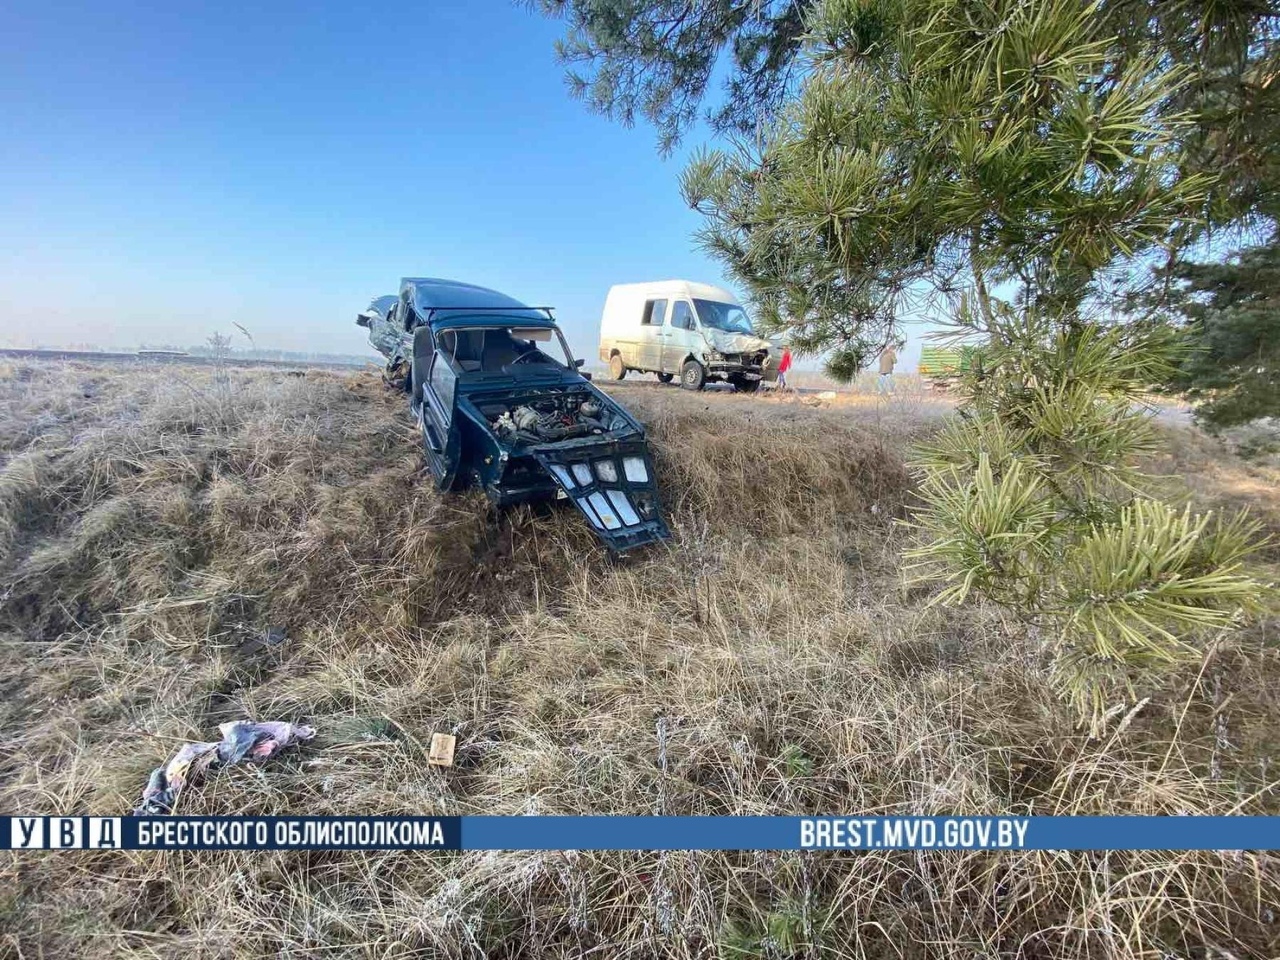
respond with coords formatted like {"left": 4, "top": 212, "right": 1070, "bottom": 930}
{"left": 693, "top": 299, "right": 754, "bottom": 335}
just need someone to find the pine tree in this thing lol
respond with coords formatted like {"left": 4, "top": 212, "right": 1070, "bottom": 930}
{"left": 536, "top": 0, "right": 1280, "bottom": 214}
{"left": 672, "top": 0, "right": 1272, "bottom": 725}
{"left": 906, "top": 308, "right": 1268, "bottom": 725}
{"left": 1163, "top": 242, "right": 1280, "bottom": 429}
{"left": 536, "top": 0, "right": 1277, "bottom": 722}
{"left": 680, "top": 0, "right": 1218, "bottom": 367}
{"left": 531, "top": 0, "right": 810, "bottom": 154}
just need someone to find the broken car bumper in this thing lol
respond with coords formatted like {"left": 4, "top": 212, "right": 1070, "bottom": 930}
{"left": 532, "top": 437, "right": 669, "bottom": 552}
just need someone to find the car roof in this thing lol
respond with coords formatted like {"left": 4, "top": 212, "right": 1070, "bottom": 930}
{"left": 401, "top": 277, "right": 555, "bottom": 327}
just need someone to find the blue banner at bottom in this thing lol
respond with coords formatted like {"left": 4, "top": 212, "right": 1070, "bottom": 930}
{"left": 5, "top": 815, "right": 1279, "bottom": 852}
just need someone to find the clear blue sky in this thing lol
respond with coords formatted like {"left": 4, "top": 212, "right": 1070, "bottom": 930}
{"left": 0, "top": 1, "right": 935, "bottom": 367}
{"left": 0, "top": 1, "right": 733, "bottom": 357}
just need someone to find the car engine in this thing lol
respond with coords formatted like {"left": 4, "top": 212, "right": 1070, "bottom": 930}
{"left": 485, "top": 392, "right": 615, "bottom": 444}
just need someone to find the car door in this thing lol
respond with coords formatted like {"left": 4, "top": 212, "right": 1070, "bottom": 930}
{"left": 398, "top": 289, "right": 417, "bottom": 332}
{"left": 639, "top": 298, "right": 667, "bottom": 371}
{"left": 418, "top": 344, "right": 461, "bottom": 490}
{"left": 663, "top": 300, "right": 699, "bottom": 373}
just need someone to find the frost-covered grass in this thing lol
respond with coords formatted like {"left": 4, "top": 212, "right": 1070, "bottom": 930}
{"left": 1, "top": 359, "right": 1277, "bottom": 959}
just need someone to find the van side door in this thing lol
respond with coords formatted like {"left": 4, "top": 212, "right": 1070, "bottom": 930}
{"left": 638, "top": 298, "right": 668, "bottom": 371}
{"left": 663, "top": 300, "right": 699, "bottom": 373}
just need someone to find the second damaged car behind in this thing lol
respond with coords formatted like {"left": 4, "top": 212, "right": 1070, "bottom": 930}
{"left": 360, "top": 277, "right": 670, "bottom": 552}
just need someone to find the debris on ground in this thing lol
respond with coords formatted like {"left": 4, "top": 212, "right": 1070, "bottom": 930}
{"left": 132, "top": 720, "right": 316, "bottom": 815}
{"left": 428, "top": 733, "right": 457, "bottom": 767}
{"left": 236, "top": 625, "right": 288, "bottom": 657}
{"left": 328, "top": 716, "right": 399, "bottom": 743}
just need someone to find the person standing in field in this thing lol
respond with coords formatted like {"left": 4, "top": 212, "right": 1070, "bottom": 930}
{"left": 877, "top": 341, "right": 899, "bottom": 395}
{"left": 777, "top": 344, "right": 793, "bottom": 390}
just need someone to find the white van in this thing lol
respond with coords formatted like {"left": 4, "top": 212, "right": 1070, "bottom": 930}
{"left": 598, "top": 280, "right": 774, "bottom": 391}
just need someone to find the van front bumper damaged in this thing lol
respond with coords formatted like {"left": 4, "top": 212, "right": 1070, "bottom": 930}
{"left": 704, "top": 350, "right": 768, "bottom": 377}
{"left": 706, "top": 361, "right": 764, "bottom": 377}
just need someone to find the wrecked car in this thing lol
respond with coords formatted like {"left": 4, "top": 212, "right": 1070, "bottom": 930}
{"left": 359, "top": 277, "right": 670, "bottom": 552}
{"left": 356, "top": 295, "right": 411, "bottom": 389}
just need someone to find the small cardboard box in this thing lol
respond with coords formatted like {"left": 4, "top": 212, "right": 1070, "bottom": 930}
{"left": 428, "top": 733, "right": 456, "bottom": 767}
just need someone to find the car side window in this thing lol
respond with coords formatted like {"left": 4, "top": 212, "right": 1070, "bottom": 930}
{"left": 427, "top": 352, "right": 456, "bottom": 423}
{"left": 670, "top": 301, "right": 696, "bottom": 331}
{"left": 641, "top": 299, "right": 668, "bottom": 326}
{"left": 412, "top": 325, "right": 434, "bottom": 362}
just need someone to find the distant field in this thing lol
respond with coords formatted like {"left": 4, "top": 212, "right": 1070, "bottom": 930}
{"left": 0, "top": 346, "right": 371, "bottom": 371}
{"left": 1, "top": 357, "right": 1277, "bottom": 959}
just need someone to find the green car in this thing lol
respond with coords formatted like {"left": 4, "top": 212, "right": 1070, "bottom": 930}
{"left": 360, "top": 277, "right": 671, "bottom": 553}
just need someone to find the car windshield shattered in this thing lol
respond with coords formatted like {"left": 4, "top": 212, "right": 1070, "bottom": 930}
{"left": 692, "top": 299, "right": 754, "bottom": 334}
{"left": 437, "top": 325, "right": 574, "bottom": 376}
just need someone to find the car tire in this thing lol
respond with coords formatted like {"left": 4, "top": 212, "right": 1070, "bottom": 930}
{"left": 732, "top": 376, "right": 760, "bottom": 393}
{"left": 681, "top": 360, "right": 706, "bottom": 391}
{"left": 657, "top": 372, "right": 674, "bottom": 384}
{"left": 609, "top": 355, "right": 626, "bottom": 380}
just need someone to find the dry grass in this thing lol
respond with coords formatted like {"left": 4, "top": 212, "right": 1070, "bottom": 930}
{"left": 1146, "top": 424, "right": 1280, "bottom": 542}
{"left": 1, "top": 359, "right": 1278, "bottom": 960}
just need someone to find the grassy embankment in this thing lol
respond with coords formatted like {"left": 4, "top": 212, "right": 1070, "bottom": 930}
{"left": 1, "top": 359, "right": 1277, "bottom": 958}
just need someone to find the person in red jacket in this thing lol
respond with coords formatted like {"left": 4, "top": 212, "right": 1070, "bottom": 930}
{"left": 777, "top": 345, "right": 793, "bottom": 391}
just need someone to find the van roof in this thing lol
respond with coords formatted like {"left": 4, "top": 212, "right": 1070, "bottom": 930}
{"left": 607, "top": 280, "right": 741, "bottom": 303}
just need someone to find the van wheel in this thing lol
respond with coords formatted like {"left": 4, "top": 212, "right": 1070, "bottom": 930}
{"left": 731, "top": 376, "right": 760, "bottom": 393}
{"left": 680, "top": 360, "right": 706, "bottom": 391}
{"left": 609, "top": 355, "right": 626, "bottom": 380}
{"left": 657, "top": 372, "right": 674, "bottom": 384}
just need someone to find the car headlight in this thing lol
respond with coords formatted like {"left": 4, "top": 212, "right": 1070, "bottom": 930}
{"left": 622, "top": 456, "right": 648, "bottom": 482}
